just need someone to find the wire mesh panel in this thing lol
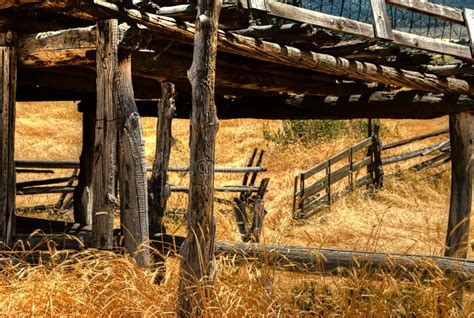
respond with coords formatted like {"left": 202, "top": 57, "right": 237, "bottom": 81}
{"left": 294, "top": 0, "right": 472, "bottom": 42}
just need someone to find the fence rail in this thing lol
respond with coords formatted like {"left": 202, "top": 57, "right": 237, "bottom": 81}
{"left": 294, "top": 126, "right": 451, "bottom": 220}
{"left": 293, "top": 136, "right": 375, "bottom": 219}
{"left": 243, "top": 0, "right": 474, "bottom": 61}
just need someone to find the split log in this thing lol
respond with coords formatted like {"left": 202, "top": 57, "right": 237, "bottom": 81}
{"left": 0, "top": 34, "right": 16, "bottom": 243}
{"left": 445, "top": 113, "right": 473, "bottom": 258}
{"left": 92, "top": 20, "right": 118, "bottom": 250}
{"left": 73, "top": 100, "right": 95, "bottom": 226}
{"left": 214, "top": 241, "right": 474, "bottom": 288}
{"left": 178, "top": 0, "right": 221, "bottom": 315}
{"left": 149, "top": 82, "right": 175, "bottom": 235}
{"left": 116, "top": 51, "right": 150, "bottom": 267}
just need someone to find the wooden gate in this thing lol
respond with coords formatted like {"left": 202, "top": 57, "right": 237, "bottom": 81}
{"left": 293, "top": 137, "right": 375, "bottom": 220}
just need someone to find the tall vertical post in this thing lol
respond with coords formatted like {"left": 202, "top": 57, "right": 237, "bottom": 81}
{"left": 0, "top": 31, "right": 16, "bottom": 244}
{"left": 74, "top": 100, "right": 95, "bottom": 227}
{"left": 372, "top": 121, "right": 384, "bottom": 188}
{"left": 445, "top": 112, "right": 473, "bottom": 258}
{"left": 178, "top": 0, "right": 221, "bottom": 315}
{"left": 116, "top": 50, "right": 150, "bottom": 267}
{"left": 149, "top": 82, "right": 175, "bottom": 235}
{"left": 92, "top": 20, "right": 118, "bottom": 250}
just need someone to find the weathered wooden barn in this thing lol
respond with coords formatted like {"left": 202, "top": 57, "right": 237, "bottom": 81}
{"left": 0, "top": 0, "right": 473, "bottom": 314}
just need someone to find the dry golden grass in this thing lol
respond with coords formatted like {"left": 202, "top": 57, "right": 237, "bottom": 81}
{"left": 4, "top": 101, "right": 472, "bottom": 316}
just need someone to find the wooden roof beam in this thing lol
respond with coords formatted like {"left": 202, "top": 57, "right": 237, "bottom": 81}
{"left": 135, "top": 91, "right": 474, "bottom": 120}
{"left": 17, "top": 25, "right": 379, "bottom": 97}
{"left": 54, "top": 0, "right": 473, "bottom": 96}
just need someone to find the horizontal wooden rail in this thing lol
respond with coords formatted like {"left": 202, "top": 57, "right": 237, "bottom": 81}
{"left": 167, "top": 166, "right": 267, "bottom": 173}
{"left": 412, "top": 151, "right": 451, "bottom": 172}
{"left": 296, "top": 173, "right": 371, "bottom": 219}
{"left": 15, "top": 160, "right": 79, "bottom": 169}
{"left": 214, "top": 241, "right": 474, "bottom": 287}
{"left": 382, "top": 128, "right": 449, "bottom": 150}
{"left": 386, "top": 0, "right": 465, "bottom": 25}
{"left": 300, "top": 157, "right": 371, "bottom": 199}
{"left": 15, "top": 160, "right": 265, "bottom": 174}
{"left": 243, "top": 0, "right": 473, "bottom": 61}
{"left": 8, "top": 230, "right": 474, "bottom": 288}
{"left": 17, "top": 186, "right": 75, "bottom": 195}
{"left": 302, "top": 137, "right": 372, "bottom": 179}
{"left": 170, "top": 185, "right": 260, "bottom": 193}
{"left": 382, "top": 139, "right": 450, "bottom": 165}
{"left": 16, "top": 176, "right": 77, "bottom": 189}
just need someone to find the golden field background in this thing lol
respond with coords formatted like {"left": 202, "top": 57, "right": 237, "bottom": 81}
{"left": 3, "top": 101, "right": 472, "bottom": 316}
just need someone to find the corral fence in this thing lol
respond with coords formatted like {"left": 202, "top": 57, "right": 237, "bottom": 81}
{"left": 14, "top": 149, "right": 270, "bottom": 241}
{"left": 293, "top": 126, "right": 450, "bottom": 220}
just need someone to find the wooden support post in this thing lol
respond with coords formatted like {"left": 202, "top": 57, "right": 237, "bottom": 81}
{"left": 116, "top": 51, "right": 150, "bottom": 267}
{"left": 74, "top": 100, "right": 95, "bottom": 226}
{"left": 445, "top": 112, "right": 473, "bottom": 258}
{"left": 0, "top": 31, "right": 16, "bottom": 243}
{"left": 369, "top": 0, "right": 394, "bottom": 41}
{"left": 372, "top": 121, "right": 384, "bottom": 188}
{"left": 178, "top": 0, "right": 222, "bottom": 315}
{"left": 92, "top": 20, "right": 118, "bottom": 250}
{"left": 464, "top": 9, "right": 474, "bottom": 58}
{"left": 149, "top": 82, "right": 175, "bottom": 235}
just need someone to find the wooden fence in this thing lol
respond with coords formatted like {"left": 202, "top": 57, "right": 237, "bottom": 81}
{"left": 14, "top": 149, "right": 270, "bottom": 242}
{"left": 293, "top": 137, "right": 375, "bottom": 220}
{"left": 294, "top": 127, "right": 451, "bottom": 220}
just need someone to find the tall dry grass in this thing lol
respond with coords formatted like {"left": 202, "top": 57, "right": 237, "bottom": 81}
{"left": 4, "top": 101, "right": 472, "bottom": 316}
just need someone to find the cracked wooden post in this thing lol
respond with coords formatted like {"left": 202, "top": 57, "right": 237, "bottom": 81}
{"left": 149, "top": 82, "right": 175, "bottom": 281}
{"left": 445, "top": 112, "right": 473, "bottom": 258}
{"left": 92, "top": 20, "right": 118, "bottom": 250}
{"left": 177, "top": 0, "right": 221, "bottom": 315}
{"left": 149, "top": 82, "right": 175, "bottom": 235}
{"left": 116, "top": 49, "right": 150, "bottom": 267}
{"left": 0, "top": 31, "right": 16, "bottom": 244}
{"left": 74, "top": 100, "right": 95, "bottom": 227}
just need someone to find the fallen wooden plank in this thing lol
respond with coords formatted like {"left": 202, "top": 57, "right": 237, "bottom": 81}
{"left": 382, "top": 140, "right": 450, "bottom": 165}
{"left": 214, "top": 241, "right": 474, "bottom": 287}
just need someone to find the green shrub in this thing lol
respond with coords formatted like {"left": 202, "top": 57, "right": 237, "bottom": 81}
{"left": 263, "top": 119, "right": 372, "bottom": 146}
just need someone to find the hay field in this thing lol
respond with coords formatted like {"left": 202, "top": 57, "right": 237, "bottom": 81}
{"left": 3, "top": 101, "right": 472, "bottom": 316}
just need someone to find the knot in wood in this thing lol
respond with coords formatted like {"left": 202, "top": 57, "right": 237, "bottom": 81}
{"left": 196, "top": 159, "right": 209, "bottom": 176}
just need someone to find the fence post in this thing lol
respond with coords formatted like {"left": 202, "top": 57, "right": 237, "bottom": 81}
{"left": 0, "top": 31, "right": 16, "bottom": 243}
{"left": 372, "top": 121, "right": 384, "bottom": 188}
{"left": 178, "top": 0, "right": 222, "bottom": 314}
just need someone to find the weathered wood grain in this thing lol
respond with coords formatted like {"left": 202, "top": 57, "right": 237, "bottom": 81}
{"left": 116, "top": 52, "right": 150, "bottom": 267}
{"left": 0, "top": 41, "right": 16, "bottom": 244}
{"left": 178, "top": 0, "right": 221, "bottom": 314}
{"left": 386, "top": 0, "right": 464, "bottom": 25}
{"left": 82, "top": 0, "right": 474, "bottom": 95}
{"left": 445, "top": 112, "right": 473, "bottom": 258}
{"left": 369, "top": 0, "right": 393, "bottom": 41}
{"left": 92, "top": 20, "right": 118, "bottom": 250}
{"left": 73, "top": 100, "right": 95, "bottom": 226}
{"left": 149, "top": 82, "right": 175, "bottom": 235}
